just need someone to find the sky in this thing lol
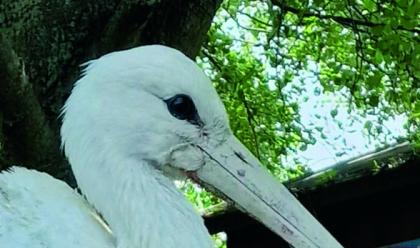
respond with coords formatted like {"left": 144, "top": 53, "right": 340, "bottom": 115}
{"left": 280, "top": 68, "right": 407, "bottom": 171}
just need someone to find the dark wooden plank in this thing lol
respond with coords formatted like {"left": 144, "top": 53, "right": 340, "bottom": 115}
{"left": 204, "top": 157, "right": 420, "bottom": 247}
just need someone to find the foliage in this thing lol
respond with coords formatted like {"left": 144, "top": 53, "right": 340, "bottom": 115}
{"left": 200, "top": 0, "right": 419, "bottom": 176}
{"left": 184, "top": 1, "right": 419, "bottom": 239}
{"left": 178, "top": 180, "right": 224, "bottom": 214}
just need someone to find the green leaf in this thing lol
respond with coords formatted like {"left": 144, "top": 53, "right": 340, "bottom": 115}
{"left": 364, "top": 121, "right": 373, "bottom": 130}
{"left": 367, "top": 72, "right": 382, "bottom": 88}
{"left": 374, "top": 49, "right": 383, "bottom": 64}
{"left": 300, "top": 144, "right": 308, "bottom": 151}
{"left": 363, "top": 0, "right": 376, "bottom": 11}
{"left": 314, "top": 87, "right": 321, "bottom": 96}
{"left": 330, "top": 109, "right": 338, "bottom": 118}
{"left": 369, "top": 95, "right": 379, "bottom": 106}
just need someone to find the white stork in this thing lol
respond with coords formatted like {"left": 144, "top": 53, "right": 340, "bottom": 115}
{"left": 0, "top": 45, "right": 342, "bottom": 248}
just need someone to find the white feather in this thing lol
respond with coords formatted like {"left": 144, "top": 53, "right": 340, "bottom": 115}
{"left": 0, "top": 45, "right": 341, "bottom": 248}
{"left": 0, "top": 167, "right": 114, "bottom": 248}
{"left": 1, "top": 45, "right": 218, "bottom": 248}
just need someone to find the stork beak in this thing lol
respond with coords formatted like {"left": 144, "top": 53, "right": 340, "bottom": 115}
{"left": 195, "top": 135, "right": 342, "bottom": 248}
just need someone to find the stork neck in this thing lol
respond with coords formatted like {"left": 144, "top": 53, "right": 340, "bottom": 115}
{"left": 74, "top": 156, "right": 212, "bottom": 248}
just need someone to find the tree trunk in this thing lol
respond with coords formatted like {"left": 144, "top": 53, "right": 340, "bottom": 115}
{"left": 0, "top": 0, "right": 221, "bottom": 185}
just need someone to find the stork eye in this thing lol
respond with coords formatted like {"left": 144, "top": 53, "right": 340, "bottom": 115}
{"left": 165, "top": 94, "right": 201, "bottom": 125}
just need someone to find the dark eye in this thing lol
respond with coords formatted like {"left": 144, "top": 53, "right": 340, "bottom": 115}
{"left": 165, "top": 94, "right": 202, "bottom": 125}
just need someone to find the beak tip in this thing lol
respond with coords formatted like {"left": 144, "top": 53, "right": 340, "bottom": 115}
{"left": 197, "top": 135, "right": 342, "bottom": 247}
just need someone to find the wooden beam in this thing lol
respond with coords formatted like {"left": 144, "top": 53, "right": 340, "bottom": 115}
{"left": 204, "top": 156, "right": 420, "bottom": 247}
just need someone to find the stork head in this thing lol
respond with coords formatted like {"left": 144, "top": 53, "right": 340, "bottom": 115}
{"left": 61, "top": 45, "right": 340, "bottom": 247}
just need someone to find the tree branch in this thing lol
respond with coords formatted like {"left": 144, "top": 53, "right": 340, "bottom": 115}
{"left": 237, "top": 10, "right": 272, "bottom": 27}
{"left": 0, "top": 34, "right": 72, "bottom": 182}
{"left": 271, "top": 0, "right": 420, "bottom": 34}
{"left": 238, "top": 89, "right": 261, "bottom": 160}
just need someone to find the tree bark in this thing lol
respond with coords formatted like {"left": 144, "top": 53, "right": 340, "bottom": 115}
{"left": 0, "top": 0, "right": 221, "bottom": 185}
{"left": 0, "top": 34, "right": 65, "bottom": 177}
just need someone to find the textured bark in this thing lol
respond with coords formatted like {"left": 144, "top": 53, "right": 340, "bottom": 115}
{"left": 0, "top": 34, "right": 61, "bottom": 174}
{"left": 0, "top": 0, "right": 221, "bottom": 184}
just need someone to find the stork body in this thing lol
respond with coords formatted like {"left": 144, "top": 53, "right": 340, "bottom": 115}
{"left": 0, "top": 168, "right": 114, "bottom": 248}
{"left": 0, "top": 46, "right": 341, "bottom": 248}
{"left": 0, "top": 167, "right": 212, "bottom": 248}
